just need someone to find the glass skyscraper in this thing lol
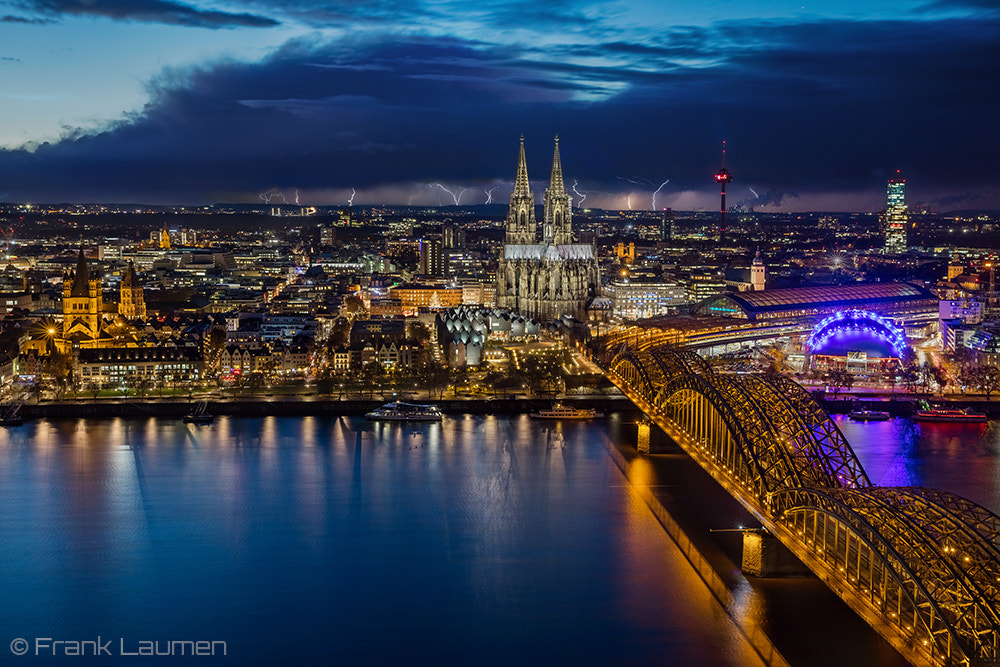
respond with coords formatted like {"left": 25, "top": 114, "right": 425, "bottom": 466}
{"left": 884, "top": 178, "right": 907, "bottom": 253}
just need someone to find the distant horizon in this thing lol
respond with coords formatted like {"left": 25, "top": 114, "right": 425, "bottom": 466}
{"left": 5, "top": 200, "right": 997, "bottom": 217}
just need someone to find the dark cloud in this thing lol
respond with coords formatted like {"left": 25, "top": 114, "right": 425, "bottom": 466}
{"left": 1, "top": 13, "right": 50, "bottom": 23}
{"left": 1, "top": 16, "right": 998, "bottom": 209}
{"left": 9, "top": 0, "right": 278, "bottom": 28}
{"left": 915, "top": 0, "right": 1000, "bottom": 14}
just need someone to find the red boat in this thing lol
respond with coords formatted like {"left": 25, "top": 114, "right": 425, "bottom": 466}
{"left": 913, "top": 407, "right": 987, "bottom": 423}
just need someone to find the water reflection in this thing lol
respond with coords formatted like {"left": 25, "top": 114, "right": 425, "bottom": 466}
{"left": 834, "top": 415, "right": 1000, "bottom": 512}
{"left": 0, "top": 415, "right": 779, "bottom": 666}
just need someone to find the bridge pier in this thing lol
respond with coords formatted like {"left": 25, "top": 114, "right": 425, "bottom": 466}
{"left": 741, "top": 530, "right": 811, "bottom": 577}
{"left": 637, "top": 419, "right": 651, "bottom": 453}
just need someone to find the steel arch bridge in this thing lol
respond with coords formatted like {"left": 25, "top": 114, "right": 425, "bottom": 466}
{"left": 603, "top": 343, "right": 1000, "bottom": 667}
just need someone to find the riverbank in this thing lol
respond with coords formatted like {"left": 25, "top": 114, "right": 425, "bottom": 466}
{"left": 813, "top": 393, "right": 1000, "bottom": 417}
{"left": 12, "top": 395, "right": 641, "bottom": 420}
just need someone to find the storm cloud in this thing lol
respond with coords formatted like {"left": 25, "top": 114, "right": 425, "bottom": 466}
{"left": 1, "top": 14, "right": 998, "bottom": 209}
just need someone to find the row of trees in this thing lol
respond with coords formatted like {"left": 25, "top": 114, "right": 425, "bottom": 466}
{"left": 821, "top": 353, "right": 1000, "bottom": 400}
{"left": 314, "top": 354, "right": 567, "bottom": 400}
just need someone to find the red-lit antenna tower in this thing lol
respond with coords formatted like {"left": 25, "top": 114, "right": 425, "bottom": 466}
{"left": 714, "top": 141, "right": 733, "bottom": 241}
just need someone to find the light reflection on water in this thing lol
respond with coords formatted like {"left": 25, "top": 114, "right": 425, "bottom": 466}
{"left": 0, "top": 415, "right": 763, "bottom": 666}
{"left": 834, "top": 415, "right": 1000, "bottom": 512}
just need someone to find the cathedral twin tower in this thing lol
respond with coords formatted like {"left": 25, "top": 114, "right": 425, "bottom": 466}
{"left": 496, "top": 137, "right": 601, "bottom": 322}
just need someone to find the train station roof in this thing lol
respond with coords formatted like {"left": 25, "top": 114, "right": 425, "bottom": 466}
{"left": 694, "top": 282, "right": 938, "bottom": 321}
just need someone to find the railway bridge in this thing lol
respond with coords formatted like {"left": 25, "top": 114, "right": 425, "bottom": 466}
{"left": 599, "top": 342, "right": 1000, "bottom": 667}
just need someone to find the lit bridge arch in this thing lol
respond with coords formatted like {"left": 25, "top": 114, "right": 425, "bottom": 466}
{"left": 604, "top": 343, "right": 1000, "bottom": 667}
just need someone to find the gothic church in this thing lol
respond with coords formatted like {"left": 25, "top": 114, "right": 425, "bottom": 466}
{"left": 496, "top": 137, "right": 600, "bottom": 321}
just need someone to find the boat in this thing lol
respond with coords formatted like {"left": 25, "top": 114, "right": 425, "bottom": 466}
{"left": 913, "top": 407, "right": 987, "bottom": 423}
{"left": 365, "top": 401, "right": 442, "bottom": 422}
{"left": 183, "top": 401, "right": 214, "bottom": 424}
{"left": 530, "top": 404, "right": 603, "bottom": 419}
{"left": 848, "top": 409, "right": 891, "bottom": 421}
{"left": 0, "top": 402, "right": 23, "bottom": 426}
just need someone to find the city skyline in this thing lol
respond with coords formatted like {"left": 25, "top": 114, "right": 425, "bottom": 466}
{"left": 0, "top": 0, "right": 997, "bottom": 211}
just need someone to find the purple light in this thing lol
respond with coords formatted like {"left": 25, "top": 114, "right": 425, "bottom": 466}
{"left": 807, "top": 310, "right": 906, "bottom": 357}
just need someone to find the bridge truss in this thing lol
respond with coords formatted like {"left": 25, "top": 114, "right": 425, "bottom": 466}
{"left": 604, "top": 343, "right": 1000, "bottom": 667}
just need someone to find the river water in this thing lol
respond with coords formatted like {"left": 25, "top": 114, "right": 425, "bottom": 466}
{"left": 0, "top": 414, "right": 994, "bottom": 666}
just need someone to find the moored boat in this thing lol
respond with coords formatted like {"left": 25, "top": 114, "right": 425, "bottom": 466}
{"left": 0, "top": 402, "right": 23, "bottom": 426}
{"left": 913, "top": 407, "right": 987, "bottom": 423}
{"left": 365, "top": 401, "right": 442, "bottom": 422}
{"left": 849, "top": 409, "right": 891, "bottom": 421}
{"left": 183, "top": 401, "right": 214, "bottom": 424}
{"left": 530, "top": 404, "right": 603, "bottom": 419}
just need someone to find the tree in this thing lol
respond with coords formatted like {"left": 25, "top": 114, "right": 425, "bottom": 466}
{"left": 360, "top": 362, "right": 387, "bottom": 399}
{"left": 406, "top": 320, "right": 431, "bottom": 346}
{"left": 344, "top": 295, "right": 367, "bottom": 319}
{"left": 325, "top": 317, "right": 352, "bottom": 351}
{"left": 823, "top": 368, "right": 856, "bottom": 399}
{"left": 979, "top": 366, "right": 1000, "bottom": 400}
{"left": 207, "top": 328, "right": 227, "bottom": 373}
{"left": 415, "top": 359, "right": 449, "bottom": 399}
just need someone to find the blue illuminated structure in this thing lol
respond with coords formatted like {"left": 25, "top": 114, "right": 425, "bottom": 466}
{"left": 807, "top": 310, "right": 907, "bottom": 358}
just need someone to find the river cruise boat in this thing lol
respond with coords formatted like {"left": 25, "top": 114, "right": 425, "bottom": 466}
{"left": 183, "top": 401, "right": 214, "bottom": 424}
{"left": 365, "top": 402, "right": 443, "bottom": 422}
{"left": 913, "top": 407, "right": 987, "bottom": 423}
{"left": 0, "top": 402, "right": 23, "bottom": 426}
{"left": 848, "top": 409, "right": 891, "bottom": 421}
{"left": 530, "top": 405, "right": 603, "bottom": 420}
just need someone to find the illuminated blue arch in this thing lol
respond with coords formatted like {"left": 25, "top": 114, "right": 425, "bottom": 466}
{"left": 807, "top": 310, "right": 907, "bottom": 358}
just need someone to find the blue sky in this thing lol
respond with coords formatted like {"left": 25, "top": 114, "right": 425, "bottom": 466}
{"left": 0, "top": 0, "right": 997, "bottom": 210}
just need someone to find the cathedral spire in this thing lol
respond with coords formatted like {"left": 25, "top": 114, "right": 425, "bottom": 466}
{"left": 514, "top": 135, "right": 531, "bottom": 198}
{"left": 543, "top": 135, "right": 572, "bottom": 245}
{"left": 505, "top": 135, "right": 536, "bottom": 245}
{"left": 70, "top": 246, "right": 90, "bottom": 298}
{"left": 548, "top": 135, "right": 565, "bottom": 196}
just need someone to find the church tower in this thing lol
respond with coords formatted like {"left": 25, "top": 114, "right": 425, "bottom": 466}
{"left": 159, "top": 223, "right": 171, "bottom": 250}
{"left": 119, "top": 260, "right": 146, "bottom": 321}
{"left": 63, "top": 247, "right": 103, "bottom": 341}
{"left": 504, "top": 136, "right": 536, "bottom": 245}
{"left": 543, "top": 136, "right": 572, "bottom": 245}
{"left": 751, "top": 250, "right": 766, "bottom": 292}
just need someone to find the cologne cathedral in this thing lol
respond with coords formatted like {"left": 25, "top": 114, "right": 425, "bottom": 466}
{"left": 496, "top": 137, "right": 601, "bottom": 321}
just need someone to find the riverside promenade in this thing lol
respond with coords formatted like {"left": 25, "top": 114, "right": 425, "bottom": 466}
{"left": 11, "top": 395, "right": 639, "bottom": 420}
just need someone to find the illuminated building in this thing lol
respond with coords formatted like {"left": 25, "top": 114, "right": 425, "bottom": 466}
{"left": 389, "top": 284, "right": 463, "bottom": 313}
{"left": 118, "top": 261, "right": 146, "bottom": 321}
{"left": 607, "top": 279, "right": 686, "bottom": 319}
{"left": 751, "top": 250, "right": 766, "bottom": 292}
{"left": 883, "top": 177, "right": 907, "bottom": 253}
{"left": 62, "top": 248, "right": 105, "bottom": 347}
{"left": 419, "top": 237, "right": 444, "bottom": 276}
{"left": 496, "top": 136, "right": 601, "bottom": 321}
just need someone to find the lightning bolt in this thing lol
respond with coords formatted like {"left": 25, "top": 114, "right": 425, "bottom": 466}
{"left": 259, "top": 192, "right": 273, "bottom": 204}
{"left": 651, "top": 179, "right": 670, "bottom": 211}
{"left": 347, "top": 187, "right": 356, "bottom": 206}
{"left": 432, "top": 183, "right": 464, "bottom": 206}
{"left": 572, "top": 179, "right": 587, "bottom": 207}
{"left": 627, "top": 194, "right": 633, "bottom": 210}
{"left": 485, "top": 186, "right": 498, "bottom": 205}
{"left": 616, "top": 176, "right": 643, "bottom": 185}
{"left": 749, "top": 186, "right": 760, "bottom": 199}
{"left": 294, "top": 188, "right": 300, "bottom": 206}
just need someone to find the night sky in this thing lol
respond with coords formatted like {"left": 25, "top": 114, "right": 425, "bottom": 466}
{"left": 0, "top": 0, "right": 997, "bottom": 211}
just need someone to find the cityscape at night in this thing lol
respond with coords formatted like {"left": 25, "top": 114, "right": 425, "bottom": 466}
{"left": 1, "top": 1, "right": 1000, "bottom": 666}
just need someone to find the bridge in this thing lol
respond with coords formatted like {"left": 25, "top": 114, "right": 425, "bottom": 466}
{"left": 597, "top": 341, "right": 1000, "bottom": 667}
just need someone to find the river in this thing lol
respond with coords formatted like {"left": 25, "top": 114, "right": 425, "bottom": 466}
{"left": 0, "top": 413, "right": 993, "bottom": 666}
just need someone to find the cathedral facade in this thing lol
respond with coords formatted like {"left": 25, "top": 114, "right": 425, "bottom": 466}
{"left": 496, "top": 137, "right": 600, "bottom": 322}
